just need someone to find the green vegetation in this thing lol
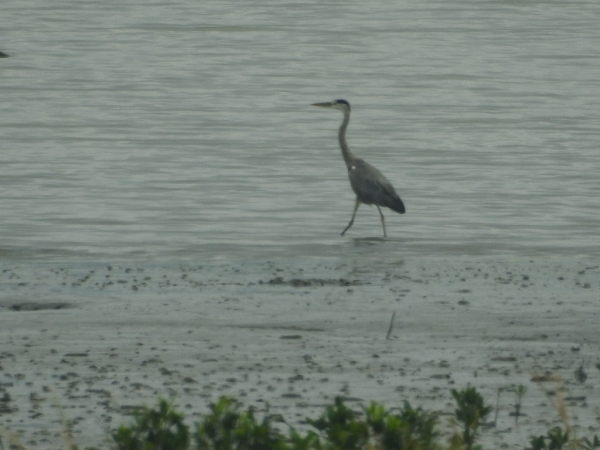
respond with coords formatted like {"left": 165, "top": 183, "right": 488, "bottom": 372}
{"left": 530, "top": 429, "right": 600, "bottom": 450}
{"left": 113, "top": 398, "right": 190, "bottom": 450}
{"left": 449, "top": 387, "right": 492, "bottom": 450}
{"left": 4, "top": 386, "right": 599, "bottom": 450}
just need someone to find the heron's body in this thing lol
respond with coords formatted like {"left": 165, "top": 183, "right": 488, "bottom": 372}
{"left": 348, "top": 159, "right": 405, "bottom": 213}
{"left": 312, "top": 99, "right": 405, "bottom": 236}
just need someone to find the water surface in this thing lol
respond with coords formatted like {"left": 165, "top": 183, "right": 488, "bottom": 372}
{"left": 2, "top": 0, "right": 599, "bottom": 262}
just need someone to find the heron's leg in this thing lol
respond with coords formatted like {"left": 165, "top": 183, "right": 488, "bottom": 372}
{"left": 376, "top": 205, "right": 387, "bottom": 237}
{"left": 341, "top": 198, "right": 361, "bottom": 236}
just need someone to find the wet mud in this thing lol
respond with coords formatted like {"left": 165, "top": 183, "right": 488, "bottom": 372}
{"left": 0, "top": 257, "right": 598, "bottom": 449}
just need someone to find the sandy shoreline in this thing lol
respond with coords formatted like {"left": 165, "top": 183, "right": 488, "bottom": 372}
{"left": 1, "top": 256, "right": 599, "bottom": 449}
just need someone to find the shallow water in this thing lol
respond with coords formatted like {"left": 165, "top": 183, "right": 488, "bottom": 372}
{"left": 2, "top": 0, "right": 599, "bottom": 262}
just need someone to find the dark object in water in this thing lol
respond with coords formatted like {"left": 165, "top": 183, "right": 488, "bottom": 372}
{"left": 0, "top": 51, "right": 9, "bottom": 57}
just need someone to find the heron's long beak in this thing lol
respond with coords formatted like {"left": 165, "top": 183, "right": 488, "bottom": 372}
{"left": 312, "top": 102, "right": 332, "bottom": 108}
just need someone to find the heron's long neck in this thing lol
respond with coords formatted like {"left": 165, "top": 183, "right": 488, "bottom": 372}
{"left": 338, "top": 110, "right": 355, "bottom": 167}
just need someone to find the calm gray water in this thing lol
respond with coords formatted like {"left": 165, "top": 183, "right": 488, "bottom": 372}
{"left": 2, "top": 0, "right": 599, "bottom": 262}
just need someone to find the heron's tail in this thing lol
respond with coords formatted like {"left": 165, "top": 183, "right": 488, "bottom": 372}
{"left": 388, "top": 196, "right": 406, "bottom": 214}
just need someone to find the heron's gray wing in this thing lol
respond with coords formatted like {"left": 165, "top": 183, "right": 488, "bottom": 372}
{"left": 349, "top": 159, "right": 405, "bottom": 214}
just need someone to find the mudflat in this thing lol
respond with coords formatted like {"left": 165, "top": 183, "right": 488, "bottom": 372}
{"left": 1, "top": 257, "right": 598, "bottom": 449}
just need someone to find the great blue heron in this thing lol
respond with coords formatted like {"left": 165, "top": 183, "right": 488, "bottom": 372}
{"left": 312, "top": 99, "right": 405, "bottom": 237}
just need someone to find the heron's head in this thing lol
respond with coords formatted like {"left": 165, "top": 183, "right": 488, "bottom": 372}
{"left": 312, "top": 99, "right": 351, "bottom": 113}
